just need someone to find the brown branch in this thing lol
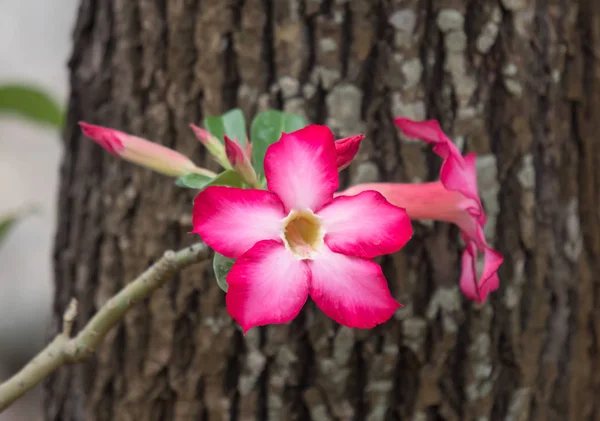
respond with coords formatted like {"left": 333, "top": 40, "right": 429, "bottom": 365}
{"left": 0, "top": 242, "right": 210, "bottom": 413}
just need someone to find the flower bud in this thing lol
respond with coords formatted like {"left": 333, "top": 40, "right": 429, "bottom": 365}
{"left": 79, "top": 122, "right": 215, "bottom": 178}
{"left": 189, "top": 124, "right": 231, "bottom": 169}
{"left": 224, "top": 135, "right": 260, "bottom": 188}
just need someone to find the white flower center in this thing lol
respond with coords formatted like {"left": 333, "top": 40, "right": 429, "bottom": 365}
{"left": 281, "top": 209, "right": 324, "bottom": 260}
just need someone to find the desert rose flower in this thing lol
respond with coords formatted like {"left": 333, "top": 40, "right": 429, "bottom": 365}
{"left": 192, "top": 125, "right": 412, "bottom": 332}
{"left": 341, "top": 118, "right": 503, "bottom": 303}
{"left": 80, "top": 122, "right": 215, "bottom": 178}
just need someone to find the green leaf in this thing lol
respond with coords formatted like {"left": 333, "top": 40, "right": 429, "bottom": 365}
{"left": 250, "top": 110, "right": 308, "bottom": 178}
{"left": 213, "top": 252, "right": 235, "bottom": 292}
{"left": 175, "top": 170, "right": 244, "bottom": 190}
{"left": 203, "top": 108, "right": 247, "bottom": 146}
{"left": 0, "top": 215, "right": 19, "bottom": 246}
{"left": 175, "top": 173, "right": 213, "bottom": 189}
{"left": 0, "top": 84, "right": 63, "bottom": 128}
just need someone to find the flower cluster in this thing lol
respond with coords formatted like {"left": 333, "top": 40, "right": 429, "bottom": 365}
{"left": 80, "top": 113, "right": 503, "bottom": 332}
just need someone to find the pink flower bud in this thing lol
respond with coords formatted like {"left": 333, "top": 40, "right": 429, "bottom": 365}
{"left": 335, "top": 134, "right": 365, "bottom": 171}
{"left": 189, "top": 124, "right": 230, "bottom": 169}
{"left": 224, "top": 135, "right": 246, "bottom": 166}
{"left": 224, "top": 135, "right": 260, "bottom": 187}
{"left": 79, "top": 122, "right": 215, "bottom": 178}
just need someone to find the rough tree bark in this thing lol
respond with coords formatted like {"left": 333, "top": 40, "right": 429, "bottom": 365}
{"left": 46, "top": 0, "right": 600, "bottom": 420}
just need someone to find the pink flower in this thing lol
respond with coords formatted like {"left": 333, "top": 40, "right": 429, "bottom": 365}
{"left": 192, "top": 125, "right": 412, "bottom": 332}
{"left": 335, "top": 134, "right": 365, "bottom": 171}
{"left": 80, "top": 122, "right": 215, "bottom": 178}
{"left": 341, "top": 118, "right": 503, "bottom": 303}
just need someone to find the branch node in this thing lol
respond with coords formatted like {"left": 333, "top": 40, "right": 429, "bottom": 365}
{"left": 163, "top": 250, "right": 177, "bottom": 262}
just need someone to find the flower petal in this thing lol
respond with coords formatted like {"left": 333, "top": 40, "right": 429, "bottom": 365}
{"left": 192, "top": 186, "right": 286, "bottom": 258}
{"left": 226, "top": 240, "right": 310, "bottom": 333}
{"left": 308, "top": 249, "right": 400, "bottom": 328}
{"left": 460, "top": 241, "right": 503, "bottom": 303}
{"left": 335, "top": 134, "right": 365, "bottom": 171}
{"left": 318, "top": 191, "right": 413, "bottom": 258}
{"left": 264, "top": 125, "right": 338, "bottom": 212}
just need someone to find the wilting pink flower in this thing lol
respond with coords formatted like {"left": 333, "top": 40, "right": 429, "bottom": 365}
{"left": 224, "top": 135, "right": 260, "bottom": 187}
{"left": 335, "top": 134, "right": 365, "bottom": 171}
{"left": 341, "top": 118, "right": 503, "bottom": 303}
{"left": 80, "top": 122, "right": 215, "bottom": 178}
{"left": 192, "top": 125, "right": 412, "bottom": 332}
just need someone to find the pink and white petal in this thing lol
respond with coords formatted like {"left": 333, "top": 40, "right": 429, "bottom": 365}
{"left": 308, "top": 249, "right": 401, "bottom": 328}
{"left": 318, "top": 191, "right": 413, "bottom": 258}
{"left": 226, "top": 240, "right": 310, "bottom": 333}
{"left": 264, "top": 125, "right": 338, "bottom": 212}
{"left": 192, "top": 186, "right": 285, "bottom": 258}
{"left": 460, "top": 242, "right": 503, "bottom": 303}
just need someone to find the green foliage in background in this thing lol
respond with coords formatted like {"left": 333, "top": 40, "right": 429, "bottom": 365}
{"left": 0, "top": 84, "right": 64, "bottom": 128}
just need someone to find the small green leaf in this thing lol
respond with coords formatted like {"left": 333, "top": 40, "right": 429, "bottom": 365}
{"left": 203, "top": 108, "right": 247, "bottom": 146}
{"left": 213, "top": 252, "right": 235, "bottom": 292}
{"left": 175, "top": 170, "right": 244, "bottom": 190}
{"left": 0, "top": 84, "right": 63, "bottom": 128}
{"left": 250, "top": 110, "right": 308, "bottom": 178}
{"left": 175, "top": 173, "right": 213, "bottom": 189}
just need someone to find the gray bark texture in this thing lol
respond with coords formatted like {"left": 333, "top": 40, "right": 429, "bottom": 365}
{"left": 46, "top": 0, "right": 600, "bottom": 420}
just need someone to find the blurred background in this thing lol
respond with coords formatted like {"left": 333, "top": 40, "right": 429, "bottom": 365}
{"left": 0, "top": 0, "right": 79, "bottom": 419}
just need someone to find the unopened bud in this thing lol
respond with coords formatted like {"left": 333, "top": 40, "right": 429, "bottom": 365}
{"left": 189, "top": 124, "right": 231, "bottom": 169}
{"left": 224, "top": 135, "right": 260, "bottom": 188}
{"left": 79, "top": 122, "right": 215, "bottom": 178}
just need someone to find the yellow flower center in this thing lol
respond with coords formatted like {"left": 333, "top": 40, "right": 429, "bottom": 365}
{"left": 282, "top": 209, "right": 324, "bottom": 259}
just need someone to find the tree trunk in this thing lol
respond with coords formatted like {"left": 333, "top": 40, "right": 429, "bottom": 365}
{"left": 46, "top": 0, "right": 600, "bottom": 420}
